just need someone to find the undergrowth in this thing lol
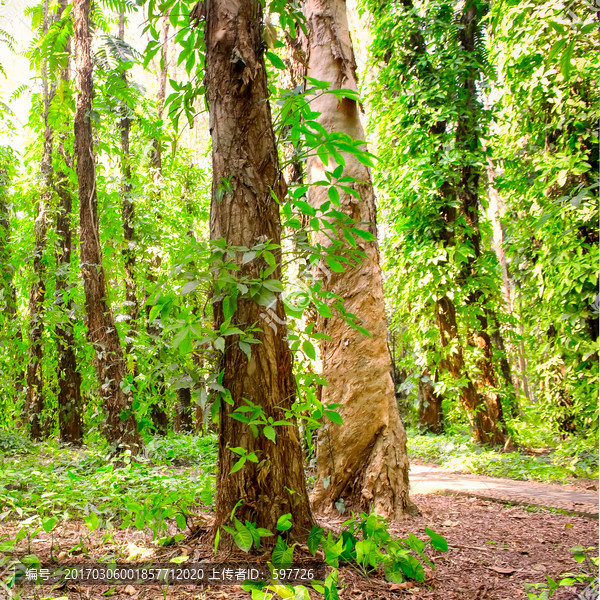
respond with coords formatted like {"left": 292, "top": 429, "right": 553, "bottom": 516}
{"left": 0, "top": 434, "right": 216, "bottom": 540}
{"left": 407, "top": 429, "right": 599, "bottom": 483}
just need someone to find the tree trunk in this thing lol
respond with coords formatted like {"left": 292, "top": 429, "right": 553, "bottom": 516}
{"left": 174, "top": 387, "right": 193, "bottom": 433}
{"left": 55, "top": 156, "right": 84, "bottom": 446}
{"left": 418, "top": 370, "right": 444, "bottom": 434}
{"left": 304, "top": 0, "right": 416, "bottom": 518}
{"left": 54, "top": 0, "right": 83, "bottom": 446}
{"left": 146, "top": 13, "right": 170, "bottom": 433}
{"left": 26, "top": 0, "right": 54, "bottom": 441}
{"left": 204, "top": 0, "right": 314, "bottom": 537}
{"left": 0, "top": 163, "right": 25, "bottom": 408}
{"left": 118, "top": 13, "right": 139, "bottom": 337}
{"left": 451, "top": 0, "right": 506, "bottom": 445}
{"left": 73, "top": 0, "right": 140, "bottom": 453}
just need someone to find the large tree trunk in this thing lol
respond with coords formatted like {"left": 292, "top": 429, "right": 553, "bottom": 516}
{"left": 25, "top": 0, "right": 54, "bottom": 441}
{"left": 304, "top": 0, "right": 416, "bottom": 518}
{"left": 73, "top": 0, "right": 140, "bottom": 452}
{"left": 204, "top": 0, "right": 313, "bottom": 537}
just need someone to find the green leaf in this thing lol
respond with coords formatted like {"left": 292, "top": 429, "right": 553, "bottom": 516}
{"left": 425, "top": 527, "right": 448, "bottom": 551}
{"left": 42, "top": 517, "right": 58, "bottom": 533}
{"left": 233, "top": 518, "right": 254, "bottom": 552}
{"left": 176, "top": 514, "right": 187, "bottom": 530}
{"left": 85, "top": 512, "right": 99, "bottom": 531}
{"left": 276, "top": 513, "right": 292, "bottom": 531}
{"left": 546, "top": 38, "right": 567, "bottom": 64}
{"left": 266, "top": 51, "right": 286, "bottom": 70}
{"left": 263, "top": 425, "right": 276, "bottom": 443}
{"left": 325, "top": 256, "right": 344, "bottom": 273}
{"left": 325, "top": 409, "right": 343, "bottom": 425}
{"left": 230, "top": 455, "right": 247, "bottom": 473}
{"left": 302, "top": 340, "right": 316, "bottom": 360}
{"left": 560, "top": 40, "right": 575, "bottom": 79}
{"left": 328, "top": 186, "right": 340, "bottom": 206}
{"left": 214, "top": 336, "right": 225, "bottom": 353}
{"left": 307, "top": 525, "right": 324, "bottom": 555}
{"left": 181, "top": 280, "right": 200, "bottom": 294}
{"left": 272, "top": 536, "right": 294, "bottom": 567}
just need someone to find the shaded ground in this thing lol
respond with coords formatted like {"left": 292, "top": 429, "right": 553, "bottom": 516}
{"left": 410, "top": 463, "right": 599, "bottom": 518}
{"left": 1, "top": 493, "right": 597, "bottom": 600}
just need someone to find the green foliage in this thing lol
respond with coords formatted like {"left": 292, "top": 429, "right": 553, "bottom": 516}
{"left": 407, "top": 429, "right": 599, "bottom": 482}
{"left": 237, "top": 512, "right": 447, "bottom": 599}
{"left": 0, "top": 438, "right": 214, "bottom": 539}
{"left": 524, "top": 546, "right": 598, "bottom": 599}
{"left": 0, "top": 432, "right": 34, "bottom": 455}
{"left": 489, "top": 0, "right": 599, "bottom": 435}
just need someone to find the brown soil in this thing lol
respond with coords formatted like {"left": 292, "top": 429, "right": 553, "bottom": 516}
{"left": 1, "top": 493, "right": 597, "bottom": 600}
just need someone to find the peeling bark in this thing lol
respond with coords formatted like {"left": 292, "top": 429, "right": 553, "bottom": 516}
{"left": 204, "top": 0, "right": 314, "bottom": 536}
{"left": 73, "top": 0, "right": 140, "bottom": 452}
{"left": 304, "top": 0, "right": 416, "bottom": 518}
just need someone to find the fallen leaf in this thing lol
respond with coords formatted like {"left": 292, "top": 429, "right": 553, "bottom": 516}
{"left": 124, "top": 584, "right": 137, "bottom": 595}
{"left": 442, "top": 520, "right": 460, "bottom": 527}
{"left": 487, "top": 566, "right": 516, "bottom": 575}
{"left": 391, "top": 581, "right": 414, "bottom": 590}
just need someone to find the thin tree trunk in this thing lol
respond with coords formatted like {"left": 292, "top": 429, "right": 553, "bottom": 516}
{"left": 54, "top": 0, "right": 83, "bottom": 446}
{"left": 174, "top": 387, "right": 193, "bottom": 433}
{"left": 118, "top": 13, "right": 139, "bottom": 337}
{"left": 55, "top": 140, "right": 84, "bottom": 445}
{"left": 146, "top": 11, "right": 170, "bottom": 433}
{"left": 304, "top": 0, "right": 416, "bottom": 518}
{"left": 418, "top": 369, "right": 444, "bottom": 434}
{"left": 73, "top": 0, "right": 140, "bottom": 452}
{"left": 26, "top": 0, "right": 54, "bottom": 441}
{"left": 0, "top": 165, "right": 25, "bottom": 407}
{"left": 454, "top": 0, "right": 505, "bottom": 445}
{"left": 204, "top": 0, "right": 314, "bottom": 536}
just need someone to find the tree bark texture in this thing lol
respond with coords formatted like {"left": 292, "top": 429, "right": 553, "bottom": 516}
{"left": 54, "top": 4, "right": 83, "bottom": 446}
{"left": 174, "top": 387, "right": 193, "bottom": 433}
{"left": 204, "top": 0, "right": 314, "bottom": 537}
{"left": 418, "top": 370, "right": 444, "bottom": 434}
{"left": 56, "top": 142, "right": 84, "bottom": 445}
{"left": 73, "top": 0, "right": 140, "bottom": 452}
{"left": 304, "top": 0, "right": 416, "bottom": 518}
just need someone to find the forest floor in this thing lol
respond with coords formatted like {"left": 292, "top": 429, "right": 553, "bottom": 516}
{"left": 1, "top": 435, "right": 598, "bottom": 600}
{"left": 1, "top": 483, "right": 597, "bottom": 600}
{"left": 409, "top": 462, "right": 599, "bottom": 518}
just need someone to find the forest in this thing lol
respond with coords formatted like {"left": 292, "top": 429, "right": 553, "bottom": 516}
{"left": 0, "top": 0, "right": 598, "bottom": 598}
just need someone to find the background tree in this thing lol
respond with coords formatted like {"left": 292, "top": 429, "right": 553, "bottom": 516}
{"left": 73, "top": 0, "right": 140, "bottom": 452}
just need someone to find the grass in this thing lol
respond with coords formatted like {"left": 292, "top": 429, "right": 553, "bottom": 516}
{"left": 406, "top": 428, "right": 599, "bottom": 483}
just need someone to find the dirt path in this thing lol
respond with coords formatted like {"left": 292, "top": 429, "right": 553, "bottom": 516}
{"left": 410, "top": 463, "right": 599, "bottom": 518}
